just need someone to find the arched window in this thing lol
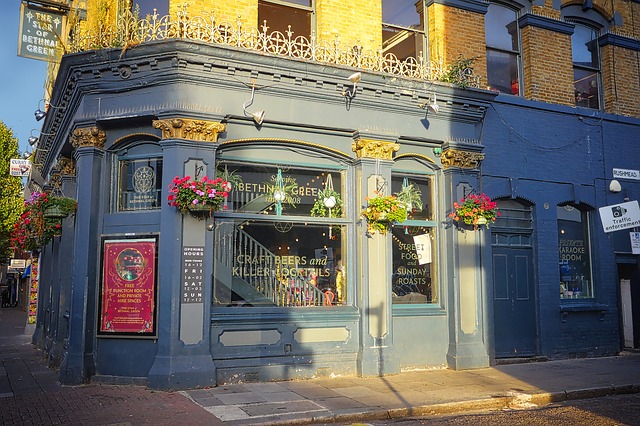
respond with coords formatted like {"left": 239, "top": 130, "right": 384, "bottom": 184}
{"left": 112, "top": 140, "right": 163, "bottom": 212}
{"left": 390, "top": 160, "right": 438, "bottom": 305}
{"left": 571, "top": 23, "right": 601, "bottom": 109}
{"left": 382, "top": 0, "right": 425, "bottom": 60}
{"left": 557, "top": 204, "right": 594, "bottom": 299}
{"left": 485, "top": 3, "right": 521, "bottom": 95}
{"left": 213, "top": 147, "right": 349, "bottom": 308}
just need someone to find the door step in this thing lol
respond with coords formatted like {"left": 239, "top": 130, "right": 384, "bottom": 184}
{"left": 495, "top": 356, "right": 548, "bottom": 365}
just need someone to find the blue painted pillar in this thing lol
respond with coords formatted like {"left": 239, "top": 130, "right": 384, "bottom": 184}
{"left": 50, "top": 172, "right": 77, "bottom": 369}
{"left": 147, "top": 117, "right": 224, "bottom": 389}
{"left": 442, "top": 145, "right": 491, "bottom": 370}
{"left": 59, "top": 127, "right": 106, "bottom": 385}
{"left": 353, "top": 133, "right": 400, "bottom": 377}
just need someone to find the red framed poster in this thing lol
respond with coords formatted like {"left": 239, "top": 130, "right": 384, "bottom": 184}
{"left": 98, "top": 237, "right": 158, "bottom": 337}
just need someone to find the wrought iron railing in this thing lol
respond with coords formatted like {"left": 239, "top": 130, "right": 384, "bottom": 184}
{"left": 67, "top": 5, "right": 479, "bottom": 87}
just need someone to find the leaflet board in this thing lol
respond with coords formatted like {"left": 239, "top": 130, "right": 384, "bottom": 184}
{"left": 10, "top": 159, "right": 32, "bottom": 177}
{"left": 599, "top": 200, "right": 640, "bottom": 233}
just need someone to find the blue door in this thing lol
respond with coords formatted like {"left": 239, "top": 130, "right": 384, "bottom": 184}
{"left": 491, "top": 200, "right": 537, "bottom": 358}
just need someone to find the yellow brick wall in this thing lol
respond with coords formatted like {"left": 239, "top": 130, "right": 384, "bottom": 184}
{"left": 173, "top": 0, "right": 258, "bottom": 28}
{"left": 601, "top": 45, "right": 640, "bottom": 116}
{"left": 427, "top": 3, "right": 487, "bottom": 87}
{"left": 521, "top": 26, "right": 574, "bottom": 106}
{"left": 85, "top": 0, "right": 119, "bottom": 32}
{"left": 316, "top": 0, "right": 381, "bottom": 51}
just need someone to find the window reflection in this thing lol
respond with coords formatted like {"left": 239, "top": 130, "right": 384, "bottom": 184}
{"left": 572, "top": 23, "right": 601, "bottom": 109}
{"left": 558, "top": 205, "right": 594, "bottom": 299}
{"left": 117, "top": 158, "right": 163, "bottom": 211}
{"left": 391, "top": 227, "right": 437, "bottom": 304}
{"left": 485, "top": 4, "right": 520, "bottom": 95}
{"left": 258, "top": 0, "right": 313, "bottom": 38}
{"left": 214, "top": 221, "right": 346, "bottom": 307}
{"left": 382, "top": 0, "right": 425, "bottom": 60}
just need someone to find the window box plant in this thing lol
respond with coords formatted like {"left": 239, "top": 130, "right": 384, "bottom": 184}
{"left": 167, "top": 175, "right": 230, "bottom": 216}
{"left": 448, "top": 192, "right": 499, "bottom": 229}
{"left": 361, "top": 192, "right": 408, "bottom": 235}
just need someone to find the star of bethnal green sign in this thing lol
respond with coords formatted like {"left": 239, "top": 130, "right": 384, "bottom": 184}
{"left": 18, "top": 3, "right": 66, "bottom": 62}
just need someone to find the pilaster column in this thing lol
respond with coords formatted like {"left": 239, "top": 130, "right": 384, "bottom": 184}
{"left": 352, "top": 132, "right": 400, "bottom": 376}
{"left": 441, "top": 145, "right": 490, "bottom": 370}
{"left": 147, "top": 117, "right": 225, "bottom": 389}
{"left": 50, "top": 158, "right": 77, "bottom": 369}
{"left": 59, "top": 127, "right": 106, "bottom": 385}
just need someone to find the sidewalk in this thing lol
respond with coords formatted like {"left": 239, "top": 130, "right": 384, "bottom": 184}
{"left": 1, "top": 306, "right": 639, "bottom": 426}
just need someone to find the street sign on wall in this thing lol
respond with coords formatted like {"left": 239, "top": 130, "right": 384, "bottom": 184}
{"left": 17, "top": 3, "right": 66, "bottom": 61}
{"left": 10, "top": 159, "right": 32, "bottom": 177}
{"left": 599, "top": 200, "right": 640, "bottom": 233}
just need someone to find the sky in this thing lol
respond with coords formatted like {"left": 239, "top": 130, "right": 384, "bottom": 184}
{"left": 0, "top": 2, "right": 49, "bottom": 156}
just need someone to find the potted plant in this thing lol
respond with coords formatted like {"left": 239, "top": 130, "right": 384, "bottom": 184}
{"left": 361, "top": 192, "right": 408, "bottom": 234}
{"left": 43, "top": 195, "right": 78, "bottom": 219}
{"left": 167, "top": 175, "right": 230, "bottom": 216}
{"left": 448, "top": 192, "right": 499, "bottom": 229}
{"left": 311, "top": 187, "right": 343, "bottom": 218}
{"left": 395, "top": 179, "right": 422, "bottom": 215}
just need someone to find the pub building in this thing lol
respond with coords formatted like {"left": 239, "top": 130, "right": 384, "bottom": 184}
{"left": 26, "top": 1, "right": 640, "bottom": 389}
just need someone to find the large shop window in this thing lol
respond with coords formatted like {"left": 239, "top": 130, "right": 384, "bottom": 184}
{"left": 116, "top": 156, "right": 163, "bottom": 211}
{"left": 485, "top": 3, "right": 521, "bottom": 95}
{"left": 258, "top": 0, "right": 313, "bottom": 38}
{"left": 558, "top": 204, "right": 594, "bottom": 299}
{"left": 571, "top": 23, "right": 601, "bottom": 109}
{"left": 214, "top": 162, "right": 347, "bottom": 307}
{"left": 382, "top": 0, "right": 425, "bottom": 60}
{"left": 390, "top": 174, "right": 437, "bottom": 304}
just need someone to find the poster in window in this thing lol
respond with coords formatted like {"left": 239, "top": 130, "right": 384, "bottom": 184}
{"left": 98, "top": 238, "right": 157, "bottom": 337}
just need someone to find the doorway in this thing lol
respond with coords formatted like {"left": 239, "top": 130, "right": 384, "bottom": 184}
{"left": 491, "top": 199, "right": 537, "bottom": 358}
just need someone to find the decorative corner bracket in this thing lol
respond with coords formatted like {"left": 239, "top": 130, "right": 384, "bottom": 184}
{"left": 152, "top": 118, "right": 226, "bottom": 142}
{"left": 352, "top": 138, "right": 400, "bottom": 160}
{"left": 70, "top": 127, "right": 106, "bottom": 149}
{"left": 440, "top": 148, "right": 485, "bottom": 169}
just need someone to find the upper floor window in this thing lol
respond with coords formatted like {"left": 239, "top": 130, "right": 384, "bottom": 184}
{"left": 258, "top": 0, "right": 313, "bottom": 38}
{"left": 572, "top": 23, "right": 601, "bottom": 109}
{"left": 382, "top": 0, "right": 425, "bottom": 60}
{"left": 130, "top": 0, "right": 169, "bottom": 18}
{"left": 485, "top": 3, "right": 520, "bottom": 95}
{"left": 558, "top": 204, "right": 594, "bottom": 299}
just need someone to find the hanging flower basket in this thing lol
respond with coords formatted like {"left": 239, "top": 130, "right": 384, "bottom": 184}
{"left": 448, "top": 192, "right": 499, "bottom": 229}
{"left": 43, "top": 196, "right": 77, "bottom": 219}
{"left": 361, "top": 192, "right": 407, "bottom": 235}
{"left": 167, "top": 175, "right": 230, "bottom": 217}
{"left": 10, "top": 192, "right": 76, "bottom": 251}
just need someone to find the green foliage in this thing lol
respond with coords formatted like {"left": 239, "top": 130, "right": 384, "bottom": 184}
{"left": 10, "top": 193, "right": 77, "bottom": 252}
{"left": 440, "top": 56, "right": 478, "bottom": 89}
{"left": 310, "top": 188, "right": 343, "bottom": 218}
{"left": 0, "top": 122, "right": 25, "bottom": 261}
{"left": 361, "top": 193, "right": 408, "bottom": 234}
{"left": 395, "top": 182, "right": 422, "bottom": 213}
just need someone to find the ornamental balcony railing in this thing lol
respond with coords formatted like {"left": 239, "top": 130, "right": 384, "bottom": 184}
{"left": 67, "top": 5, "right": 479, "bottom": 88}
